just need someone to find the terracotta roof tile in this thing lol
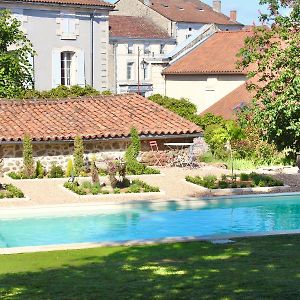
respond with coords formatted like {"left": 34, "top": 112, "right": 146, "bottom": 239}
{"left": 109, "top": 15, "right": 171, "bottom": 39}
{"left": 163, "top": 30, "right": 252, "bottom": 75}
{"left": 142, "top": 0, "right": 241, "bottom": 24}
{"left": 200, "top": 82, "right": 253, "bottom": 119}
{"left": 5, "top": 0, "right": 114, "bottom": 8}
{"left": 0, "top": 94, "right": 201, "bottom": 142}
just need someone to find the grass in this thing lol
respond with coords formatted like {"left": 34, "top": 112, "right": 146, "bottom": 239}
{"left": 1, "top": 235, "right": 300, "bottom": 299}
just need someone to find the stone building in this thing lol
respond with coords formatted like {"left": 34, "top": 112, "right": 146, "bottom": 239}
{"left": 0, "top": 94, "right": 202, "bottom": 173}
{"left": 0, "top": 0, "right": 114, "bottom": 91}
{"left": 162, "top": 30, "right": 253, "bottom": 114}
{"left": 108, "top": 15, "right": 176, "bottom": 96}
{"left": 114, "top": 0, "right": 244, "bottom": 44}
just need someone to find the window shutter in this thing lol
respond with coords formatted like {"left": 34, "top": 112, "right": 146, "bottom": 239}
{"left": 52, "top": 49, "right": 61, "bottom": 88}
{"left": 77, "top": 50, "right": 85, "bottom": 87}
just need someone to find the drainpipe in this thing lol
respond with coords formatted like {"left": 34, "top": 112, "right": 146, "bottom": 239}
{"left": 114, "top": 43, "right": 118, "bottom": 93}
{"left": 90, "top": 12, "right": 95, "bottom": 88}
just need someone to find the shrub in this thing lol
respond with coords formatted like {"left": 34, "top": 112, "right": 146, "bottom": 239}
{"left": 65, "top": 159, "right": 74, "bottom": 178}
{"left": 35, "top": 161, "right": 45, "bottom": 178}
{"left": 22, "top": 135, "right": 35, "bottom": 178}
{"left": 219, "top": 181, "right": 229, "bottom": 189}
{"left": 91, "top": 158, "right": 100, "bottom": 184}
{"left": 202, "top": 175, "right": 217, "bottom": 189}
{"left": 21, "top": 85, "right": 101, "bottom": 99}
{"left": 73, "top": 136, "right": 84, "bottom": 176}
{"left": 8, "top": 172, "right": 23, "bottom": 179}
{"left": 240, "top": 173, "right": 250, "bottom": 181}
{"left": 49, "top": 164, "right": 64, "bottom": 178}
{"left": 5, "top": 184, "right": 24, "bottom": 198}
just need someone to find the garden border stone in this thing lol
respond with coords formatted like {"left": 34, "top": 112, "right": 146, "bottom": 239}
{"left": 185, "top": 180, "right": 291, "bottom": 195}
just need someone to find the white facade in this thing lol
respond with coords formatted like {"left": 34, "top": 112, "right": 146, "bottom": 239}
{"left": 0, "top": 1, "right": 112, "bottom": 91}
{"left": 164, "top": 74, "right": 247, "bottom": 113}
{"left": 109, "top": 39, "right": 175, "bottom": 96}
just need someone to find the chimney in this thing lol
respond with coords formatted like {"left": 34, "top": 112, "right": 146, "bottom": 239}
{"left": 230, "top": 10, "right": 237, "bottom": 22}
{"left": 212, "top": 0, "right": 221, "bottom": 13}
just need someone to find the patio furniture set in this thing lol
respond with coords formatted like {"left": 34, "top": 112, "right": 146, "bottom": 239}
{"left": 148, "top": 141, "right": 200, "bottom": 168}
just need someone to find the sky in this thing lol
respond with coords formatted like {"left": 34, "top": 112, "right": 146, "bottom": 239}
{"left": 107, "top": 0, "right": 268, "bottom": 25}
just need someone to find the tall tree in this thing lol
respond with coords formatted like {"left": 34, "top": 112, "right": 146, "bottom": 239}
{"left": 0, "top": 10, "right": 35, "bottom": 98}
{"left": 238, "top": 0, "right": 300, "bottom": 151}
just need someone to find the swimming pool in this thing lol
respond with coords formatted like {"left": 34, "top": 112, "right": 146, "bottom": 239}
{"left": 1, "top": 193, "right": 300, "bottom": 249}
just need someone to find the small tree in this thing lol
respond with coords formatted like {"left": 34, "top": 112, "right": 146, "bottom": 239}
{"left": 0, "top": 10, "right": 35, "bottom": 98}
{"left": 238, "top": 0, "right": 300, "bottom": 151}
{"left": 23, "top": 135, "right": 34, "bottom": 178}
{"left": 73, "top": 136, "right": 84, "bottom": 176}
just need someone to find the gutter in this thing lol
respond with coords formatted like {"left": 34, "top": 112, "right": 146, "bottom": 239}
{"left": 0, "top": 0, "right": 115, "bottom": 10}
{"left": 0, "top": 133, "right": 203, "bottom": 145}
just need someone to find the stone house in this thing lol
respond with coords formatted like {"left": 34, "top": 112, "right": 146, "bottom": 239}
{"left": 0, "top": 94, "right": 202, "bottom": 173}
{"left": 0, "top": 0, "right": 114, "bottom": 91}
{"left": 113, "top": 0, "right": 244, "bottom": 44}
{"left": 108, "top": 15, "right": 176, "bottom": 96}
{"left": 162, "top": 30, "right": 253, "bottom": 114}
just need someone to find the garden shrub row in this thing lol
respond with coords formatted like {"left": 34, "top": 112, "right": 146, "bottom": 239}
{"left": 186, "top": 173, "right": 284, "bottom": 189}
{"left": 64, "top": 179, "right": 160, "bottom": 196}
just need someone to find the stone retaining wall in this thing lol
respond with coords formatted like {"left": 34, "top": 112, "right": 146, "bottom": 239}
{"left": 0, "top": 136, "right": 205, "bottom": 174}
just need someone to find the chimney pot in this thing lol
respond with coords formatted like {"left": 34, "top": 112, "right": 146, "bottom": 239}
{"left": 230, "top": 10, "right": 237, "bottom": 22}
{"left": 212, "top": 0, "right": 221, "bottom": 13}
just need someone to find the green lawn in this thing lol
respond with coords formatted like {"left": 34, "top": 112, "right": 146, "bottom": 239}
{"left": 1, "top": 235, "right": 300, "bottom": 299}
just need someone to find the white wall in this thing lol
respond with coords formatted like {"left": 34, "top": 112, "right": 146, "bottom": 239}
{"left": 1, "top": 3, "right": 110, "bottom": 91}
{"left": 175, "top": 22, "right": 205, "bottom": 44}
{"left": 110, "top": 41, "right": 175, "bottom": 94}
{"left": 165, "top": 74, "right": 246, "bottom": 113}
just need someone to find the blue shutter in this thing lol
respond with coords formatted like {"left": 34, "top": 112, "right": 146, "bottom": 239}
{"left": 52, "top": 49, "right": 61, "bottom": 88}
{"left": 77, "top": 50, "right": 85, "bottom": 87}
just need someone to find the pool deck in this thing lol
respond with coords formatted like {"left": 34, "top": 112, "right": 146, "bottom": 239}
{"left": 0, "top": 166, "right": 299, "bottom": 207}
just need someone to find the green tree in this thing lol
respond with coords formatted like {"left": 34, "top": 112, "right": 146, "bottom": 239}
{"left": 0, "top": 10, "right": 35, "bottom": 98}
{"left": 238, "top": 0, "right": 300, "bottom": 151}
{"left": 73, "top": 136, "right": 84, "bottom": 176}
{"left": 23, "top": 135, "right": 34, "bottom": 178}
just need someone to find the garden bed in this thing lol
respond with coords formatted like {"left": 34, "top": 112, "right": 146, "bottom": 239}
{"left": 0, "top": 184, "right": 25, "bottom": 199}
{"left": 64, "top": 179, "right": 160, "bottom": 196}
{"left": 186, "top": 173, "right": 284, "bottom": 190}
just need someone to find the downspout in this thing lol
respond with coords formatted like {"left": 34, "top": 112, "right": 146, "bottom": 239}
{"left": 90, "top": 11, "right": 95, "bottom": 88}
{"left": 114, "top": 43, "right": 118, "bottom": 93}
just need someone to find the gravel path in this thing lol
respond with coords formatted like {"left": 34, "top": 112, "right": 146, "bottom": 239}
{"left": 0, "top": 166, "right": 299, "bottom": 207}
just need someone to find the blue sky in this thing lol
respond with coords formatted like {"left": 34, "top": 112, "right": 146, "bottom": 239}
{"left": 107, "top": 1, "right": 267, "bottom": 25}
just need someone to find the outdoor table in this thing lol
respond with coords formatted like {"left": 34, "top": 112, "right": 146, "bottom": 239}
{"left": 164, "top": 143, "right": 194, "bottom": 167}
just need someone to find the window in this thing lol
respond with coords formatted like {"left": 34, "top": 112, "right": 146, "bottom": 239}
{"left": 59, "top": 12, "right": 78, "bottom": 40}
{"left": 160, "top": 44, "right": 165, "bottom": 55}
{"left": 143, "top": 63, "right": 150, "bottom": 80}
{"left": 61, "top": 51, "right": 74, "bottom": 86}
{"left": 128, "top": 43, "right": 133, "bottom": 54}
{"left": 127, "top": 62, "right": 134, "bottom": 80}
{"left": 144, "top": 43, "right": 150, "bottom": 55}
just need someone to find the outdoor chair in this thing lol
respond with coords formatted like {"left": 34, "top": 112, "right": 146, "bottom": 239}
{"left": 186, "top": 144, "right": 200, "bottom": 169}
{"left": 149, "top": 141, "right": 164, "bottom": 166}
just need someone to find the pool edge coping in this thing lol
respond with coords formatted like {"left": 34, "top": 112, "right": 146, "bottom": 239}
{"left": 2, "top": 230, "right": 300, "bottom": 255}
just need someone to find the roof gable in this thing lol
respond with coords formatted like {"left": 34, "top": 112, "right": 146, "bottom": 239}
{"left": 163, "top": 30, "right": 252, "bottom": 75}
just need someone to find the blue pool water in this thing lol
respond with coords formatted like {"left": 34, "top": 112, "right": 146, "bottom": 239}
{"left": 2, "top": 194, "right": 300, "bottom": 248}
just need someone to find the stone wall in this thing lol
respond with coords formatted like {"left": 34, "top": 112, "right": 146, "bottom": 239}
{"left": 0, "top": 140, "right": 129, "bottom": 174}
{"left": 0, "top": 136, "right": 203, "bottom": 174}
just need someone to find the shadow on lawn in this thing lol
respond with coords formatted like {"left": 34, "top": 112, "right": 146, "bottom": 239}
{"left": 1, "top": 235, "right": 300, "bottom": 299}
